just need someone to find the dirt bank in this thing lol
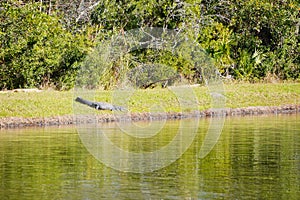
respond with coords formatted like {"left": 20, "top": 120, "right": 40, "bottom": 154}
{"left": 0, "top": 104, "right": 299, "bottom": 129}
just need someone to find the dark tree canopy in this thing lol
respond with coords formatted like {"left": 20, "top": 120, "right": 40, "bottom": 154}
{"left": 0, "top": 0, "right": 299, "bottom": 90}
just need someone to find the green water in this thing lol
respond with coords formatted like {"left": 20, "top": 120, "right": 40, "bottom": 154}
{"left": 0, "top": 114, "right": 299, "bottom": 199}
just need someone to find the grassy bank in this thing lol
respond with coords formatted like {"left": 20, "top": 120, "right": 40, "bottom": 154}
{"left": 0, "top": 83, "right": 299, "bottom": 118}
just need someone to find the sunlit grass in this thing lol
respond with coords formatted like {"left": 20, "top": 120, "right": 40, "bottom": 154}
{"left": 0, "top": 90, "right": 74, "bottom": 118}
{"left": 0, "top": 83, "right": 299, "bottom": 118}
{"left": 224, "top": 82, "right": 300, "bottom": 108}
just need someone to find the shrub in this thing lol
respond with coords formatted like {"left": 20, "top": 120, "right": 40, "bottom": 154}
{"left": 0, "top": 1, "right": 88, "bottom": 90}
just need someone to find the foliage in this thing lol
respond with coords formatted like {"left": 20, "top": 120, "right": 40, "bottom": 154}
{"left": 0, "top": 1, "right": 88, "bottom": 90}
{"left": 0, "top": 0, "right": 299, "bottom": 90}
{"left": 229, "top": 0, "right": 300, "bottom": 80}
{"left": 90, "top": 0, "right": 184, "bottom": 31}
{"left": 197, "top": 22, "right": 234, "bottom": 77}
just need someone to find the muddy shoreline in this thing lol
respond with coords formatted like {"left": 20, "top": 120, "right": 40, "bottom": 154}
{"left": 0, "top": 105, "right": 299, "bottom": 129}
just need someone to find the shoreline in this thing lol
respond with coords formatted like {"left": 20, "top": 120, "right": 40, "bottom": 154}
{"left": 0, "top": 104, "right": 299, "bottom": 129}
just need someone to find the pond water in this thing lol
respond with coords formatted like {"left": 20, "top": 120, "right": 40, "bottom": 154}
{"left": 0, "top": 114, "right": 299, "bottom": 199}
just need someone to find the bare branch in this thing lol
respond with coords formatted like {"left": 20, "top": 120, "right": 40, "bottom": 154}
{"left": 75, "top": 1, "right": 100, "bottom": 23}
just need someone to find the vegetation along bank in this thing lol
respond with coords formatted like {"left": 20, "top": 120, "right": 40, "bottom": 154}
{"left": 0, "top": 83, "right": 299, "bottom": 128}
{"left": 0, "top": 1, "right": 299, "bottom": 128}
{"left": 1, "top": 1, "right": 299, "bottom": 90}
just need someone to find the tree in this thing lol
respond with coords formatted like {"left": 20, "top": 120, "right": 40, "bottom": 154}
{"left": 0, "top": 1, "right": 88, "bottom": 90}
{"left": 229, "top": 0, "right": 300, "bottom": 80}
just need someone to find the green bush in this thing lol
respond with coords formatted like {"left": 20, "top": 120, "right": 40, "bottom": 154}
{"left": 0, "top": 2, "right": 88, "bottom": 90}
{"left": 229, "top": 0, "right": 299, "bottom": 80}
{"left": 197, "top": 22, "right": 234, "bottom": 77}
{"left": 0, "top": 0, "right": 299, "bottom": 90}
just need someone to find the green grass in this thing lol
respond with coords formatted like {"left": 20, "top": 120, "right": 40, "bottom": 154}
{"left": 0, "top": 83, "right": 299, "bottom": 118}
{"left": 224, "top": 82, "right": 300, "bottom": 108}
{"left": 0, "top": 90, "right": 74, "bottom": 118}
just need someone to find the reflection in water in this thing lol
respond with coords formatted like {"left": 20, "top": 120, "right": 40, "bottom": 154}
{"left": 199, "top": 115, "right": 225, "bottom": 159}
{"left": 0, "top": 114, "right": 299, "bottom": 199}
{"left": 77, "top": 118, "right": 200, "bottom": 173}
